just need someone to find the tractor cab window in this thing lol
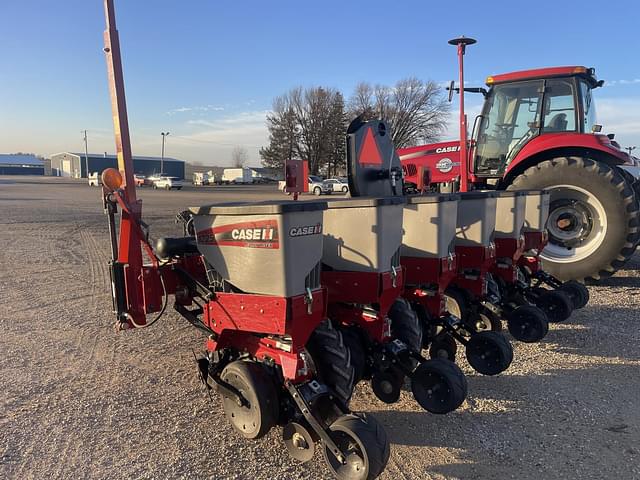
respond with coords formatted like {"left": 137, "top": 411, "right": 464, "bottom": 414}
{"left": 474, "top": 80, "right": 543, "bottom": 175}
{"left": 542, "top": 79, "right": 577, "bottom": 133}
{"left": 579, "top": 80, "right": 597, "bottom": 133}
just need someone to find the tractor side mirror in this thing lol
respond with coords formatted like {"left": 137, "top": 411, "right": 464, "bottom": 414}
{"left": 447, "top": 80, "right": 455, "bottom": 102}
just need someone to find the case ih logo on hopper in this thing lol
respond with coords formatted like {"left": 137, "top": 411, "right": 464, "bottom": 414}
{"left": 197, "top": 220, "right": 279, "bottom": 249}
{"left": 289, "top": 223, "right": 322, "bottom": 237}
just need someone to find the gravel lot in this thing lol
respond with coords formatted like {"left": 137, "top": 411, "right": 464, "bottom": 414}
{"left": 1, "top": 176, "right": 639, "bottom": 480}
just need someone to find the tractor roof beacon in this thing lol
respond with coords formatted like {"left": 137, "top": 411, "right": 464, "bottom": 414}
{"left": 400, "top": 43, "right": 640, "bottom": 283}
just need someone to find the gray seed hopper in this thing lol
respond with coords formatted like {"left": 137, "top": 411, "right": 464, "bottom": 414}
{"left": 455, "top": 192, "right": 498, "bottom": 247}
{"left": 190, "top": 201, "right": 326, "bottom": 297}
{"left": 494, "top": 191, "right": 527, "bottom": 240}
{"left": 401, "top": 194, "right": 460, "bottom": 258}
{"left": 522, "top": 190, "right": 551, "bottom": 233}
{"left": 322, "top": 197, "right": 405, "bottom": 273}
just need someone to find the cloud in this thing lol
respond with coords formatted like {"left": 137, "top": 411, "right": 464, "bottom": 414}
{"left": 166, "top": 104, "right": 225, "bottom": 115}
{"left": 596, "top": 97, "right": 640, "bottom": 141}
{"left": 603, "top": 79, "right": 640, "bottom": 87}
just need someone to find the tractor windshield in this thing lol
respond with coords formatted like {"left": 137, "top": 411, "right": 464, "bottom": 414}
{"left": 474, "top": 80, "right": 544, "bottom": 175}
{"left": 474, "top": 77, "right": 579, "bottom": 175}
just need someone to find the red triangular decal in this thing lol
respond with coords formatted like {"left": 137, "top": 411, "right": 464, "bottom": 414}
{"left": 358, "top": 127, "right": 383, "bottom": 166}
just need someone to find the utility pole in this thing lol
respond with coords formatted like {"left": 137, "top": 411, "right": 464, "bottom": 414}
{"left": 626, "top": 146, "right": 636, "bottom": 157}
{"left": 82, "top": 130, "right": 89, "bottom": 178}
{"left": 161, "top": 131, "right": 170, "bottom": 174}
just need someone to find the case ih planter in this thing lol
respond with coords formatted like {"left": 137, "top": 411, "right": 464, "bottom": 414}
{"left": 99, "top": 3, "right": 390, "bottom": 479}
{"left": 323, "top": 118, "right": 468, "bottom": 415}
{"left": 400, "top": 37, "right": 640, "bottom": 284}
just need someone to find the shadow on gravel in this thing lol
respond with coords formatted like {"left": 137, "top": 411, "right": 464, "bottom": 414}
{"left": 541, "top": 305, "right": 640, "bottom": 361}
{"left": 370, "top": 362, "right": 640, "bottom": 479}
{"left": 596, "top": 275, "right": 640, "bottom": 288}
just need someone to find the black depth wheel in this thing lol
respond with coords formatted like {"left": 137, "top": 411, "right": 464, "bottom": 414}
{"left": 323, "top": 413, "right": 390, "bottom": 480}
{"left": 535, "top": 290, "right": 573, "bottom": 323}
{"left": 506, "top": 304, "right": 550, "bottom": 342}
{"left": 560, "top": 280, "right": 590, "bottom": 309}
{"left": 219, "top": 361, "right": 278, "bottom": 439}
{"left": 428, "top": 333, "right": 458, "bottom": 362}
{"left": 306, "top": 320, "right": 355, "bottom": 405}
{"left": 465, "top": 331, "right": 513, "bottom": 375}
{"left": 410, "top": 358, "right": 467, "bottom": 414}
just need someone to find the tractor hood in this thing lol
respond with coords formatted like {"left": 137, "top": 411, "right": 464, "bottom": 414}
{"left": 399, "top": 141, "right": 462, "bottom": 186}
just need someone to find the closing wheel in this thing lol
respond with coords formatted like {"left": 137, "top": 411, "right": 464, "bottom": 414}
{"left": 468, "top": 306, "right": 503, "bottom": 332}
{"left": 559, "top": 280, "right": 590, "bottom": 309}
{"left": 508, "top": 157, "right": 640, "bottom": 282}
{"left": 306, "top": 320, "right": 355, "bottom": 405}
{"left": 410, "top": 358, "right": 467, "bottom": 414}
{"left": 444, "top": 287, "right": 469, "bottom": 322}
{"left": 535, "top": 290, "right": 573, "bottom": 323}
{"left": 219, "top": 361, "right": 278, "bottom": 439}
{"left": 506, "top": 304, "right": 549, "bottom": 342}
{"left": 370, "top": 368, "right": 403, "bottom": 404}
{"left": 465, "top": 331, "right": 513, "bottom": 375}
{"left": 428, "top": 333, "right": 458, "bottom": 362}
{"left": 283, "top": 422, "right": 315, "bottom": 463}
{"left": 323, "top": 413, "right": 390, "bottom": 480}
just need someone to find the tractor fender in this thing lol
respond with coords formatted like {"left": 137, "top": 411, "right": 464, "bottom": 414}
{"left": 504, "top": 133, "right": 632, "bottom": 185}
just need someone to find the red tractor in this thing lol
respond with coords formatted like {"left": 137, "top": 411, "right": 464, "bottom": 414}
{"left": 400, "top": 40, "right": 640, "bottom": 283}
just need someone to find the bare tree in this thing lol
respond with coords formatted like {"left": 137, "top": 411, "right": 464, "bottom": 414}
{"left": 348, "top": 77, "right": 449, "bottom": 148}
{"left": 231, "top": 146, "right": 249, "bottom": 168}
{"left": 260, "top": 86, "right": 346, "bottom": 175}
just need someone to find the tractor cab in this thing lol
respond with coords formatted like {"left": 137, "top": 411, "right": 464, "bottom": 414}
{"left": 474, "top": 66, "right": 602, "bottom": 176}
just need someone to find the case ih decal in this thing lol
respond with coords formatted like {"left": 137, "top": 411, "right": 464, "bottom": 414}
{"left": 289, "top": 223, "right": 323, "bottom": 237}
{"left": 197, "top": 220, "right": 279, "bottom": 249}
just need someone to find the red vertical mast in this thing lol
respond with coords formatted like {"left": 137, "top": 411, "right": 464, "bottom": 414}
{"left": 448, "top": 36, "right": 476, "bottom": 192}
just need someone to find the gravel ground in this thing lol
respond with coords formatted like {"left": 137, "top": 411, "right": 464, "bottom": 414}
{"left": 1, "top": 176, "right": 638, "bottom": 480}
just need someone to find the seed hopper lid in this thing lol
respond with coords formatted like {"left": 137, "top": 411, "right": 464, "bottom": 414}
{"left": 325, "top": 196, "right": 406, "bottom": 209}
{"left": 458, "top": 191, "right": 499, "bottom": 200}
{"left": 190, "top": 200, "right": 327, "bottom": 216}
{"left": 406, "top": 193, "right": 460, "bottom": 204}
{"left": 514, "top": 189, "right": 551, "bottom": 196}
{"left": 492, "top": 190, "right": 527, "bottom": 197}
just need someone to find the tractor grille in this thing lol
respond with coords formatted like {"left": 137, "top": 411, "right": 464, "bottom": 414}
{"left": 402, "top": 163, "right": 417, "bottom": 178}
{"left": 305, "top": 262, "right": 321, "bottom": 290}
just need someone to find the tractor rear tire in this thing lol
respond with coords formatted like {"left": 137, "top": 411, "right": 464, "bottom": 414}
{"left": 306, "top": 320, "right": 355, "bottom": 405}
{"left": 508, "top": 157, "right": 640, "bottom": 282}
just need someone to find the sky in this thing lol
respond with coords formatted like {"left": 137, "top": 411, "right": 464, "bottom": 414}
{"left": 1, "top": 0, "right": 639, "bottom": 166}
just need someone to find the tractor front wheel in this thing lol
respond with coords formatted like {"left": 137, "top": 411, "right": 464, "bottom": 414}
{"left": 508, "top": 157, "right": 640, "bottom": 282}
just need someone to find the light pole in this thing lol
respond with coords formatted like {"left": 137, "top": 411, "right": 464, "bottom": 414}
{"left": 161, "top": 131, "right": 170, "bottom": 174}
{"left": 626, "top": 146, "right": 636, "bottom": 157}
{"left": 82, "top": 130, "right": 89, "bottom": 178}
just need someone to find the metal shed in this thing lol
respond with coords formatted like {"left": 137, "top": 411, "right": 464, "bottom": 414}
{"left": 49, "top": 152, "right": 185, "bottom": 179}
{"left": 0, "top": 154, "right": 44, "bottom": 175}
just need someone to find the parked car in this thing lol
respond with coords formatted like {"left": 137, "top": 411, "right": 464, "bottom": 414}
{"left": 323, "top": 178, "right": 349, "bottom": 193}
{"left": 309, "top": 175, "right": 331, "bottom": 196}
{"left": 192, "top": 172, "right": 209, "bottom": 186}
{"left": 88, "top": 172, "right": 101, "bottom": 187}
{"left": 152, "top": 175, "right": 183, "bottom": 190}
{"left": 134, "top": 174, "right": 147, "bottom": 186}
